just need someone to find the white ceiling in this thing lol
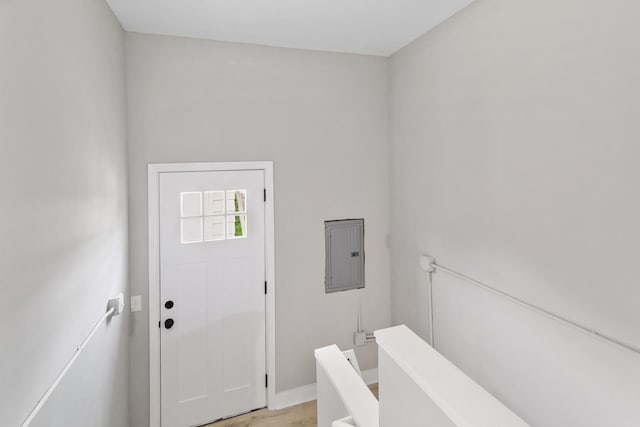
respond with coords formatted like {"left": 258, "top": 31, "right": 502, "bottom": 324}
{"left": 106, "top": 0, "right": 475, "bottom": 56}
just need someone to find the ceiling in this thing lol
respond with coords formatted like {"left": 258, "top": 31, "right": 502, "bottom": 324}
{"left": 106, "top": 0, "right": 475, "bottom": 56}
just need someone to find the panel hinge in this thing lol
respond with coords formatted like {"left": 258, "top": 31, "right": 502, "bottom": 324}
{"left": 263, "top": 188, "right": 267, "bottom": 202}
{"left": 265, "top": 281, "right": 267, "bottom": 295}
{"left": 158, "top": 321, "right": 161, "bottom": 328}
{"left": 265, "top": 374, "right": 268, "bottom": 388}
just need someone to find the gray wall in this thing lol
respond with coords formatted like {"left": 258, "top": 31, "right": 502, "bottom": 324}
{"left": 126, "top": 33, "right": 390, "bottom": 427}
{"left": 0, "top": 0, "right": 129, "bottom": 426}
{"left": 389, "top": 0, "right": 640, "bottom": 425}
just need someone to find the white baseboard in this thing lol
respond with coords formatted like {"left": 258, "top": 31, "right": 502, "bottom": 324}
{"left": 361, "top": 367, "right": 379, "bottom": 386}
{"left": 273, "top": 368, "right": 378, "bottom": 410}
{"left": 273, "top": 382, "right": 317, "bottom": 410}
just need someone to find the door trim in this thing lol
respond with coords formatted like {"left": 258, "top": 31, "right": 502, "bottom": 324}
{"left": 148, "top": 161, "right": 276, "bottom": 426}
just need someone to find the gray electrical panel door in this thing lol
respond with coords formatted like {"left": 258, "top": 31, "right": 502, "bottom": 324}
{"left": 325, "top": 219, "right": 364, "bottom": 293}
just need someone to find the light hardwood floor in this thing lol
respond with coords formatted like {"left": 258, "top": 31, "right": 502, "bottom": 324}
{"left": 205, "top": 384, "right": 378, "bottom": 427}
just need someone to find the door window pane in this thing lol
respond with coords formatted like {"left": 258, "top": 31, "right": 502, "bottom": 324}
{"left": 226, "top": 214, "right": 247, "bottom": 239}
{"left": 181, "top": 192, "right": 202, "bottom": 217}
{"left": 204, "top": 216, "right": 225, "bottom": 241}
{"left": 181, "top": 217, "right": 203, "bottom": 243}
{"left": 226, "top": 190, "right": 247, "bottom": 213}
{"left": 204, "top": 191, "right": 225, "bottom": 216}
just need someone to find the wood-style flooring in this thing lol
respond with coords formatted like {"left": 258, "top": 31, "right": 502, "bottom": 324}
{"left": 205, "top": 384, "right": 378, "bottom": 427}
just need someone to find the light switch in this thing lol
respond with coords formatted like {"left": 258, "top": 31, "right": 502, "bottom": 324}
{"left": 131, "top": 295, "right": 142, "bottom": 312}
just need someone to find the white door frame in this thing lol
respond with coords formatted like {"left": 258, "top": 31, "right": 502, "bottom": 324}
{"left": 148, "top": 161, "right": 276, "bottom": 426}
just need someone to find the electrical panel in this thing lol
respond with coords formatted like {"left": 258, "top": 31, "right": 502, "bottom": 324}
{"left": 324, "top": 219, "right": 364, "bottom": 293}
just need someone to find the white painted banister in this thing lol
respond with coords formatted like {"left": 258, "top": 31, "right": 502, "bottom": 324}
{"left": 332, "top": 416, "right": 356, "bottom": 427}
{"left": 375, "top": 325, "right": 530, "bottom": 427}
{"left": 315, "top": 345, "right": 379, "bottom": 427}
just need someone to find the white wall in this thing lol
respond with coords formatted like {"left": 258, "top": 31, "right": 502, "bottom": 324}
{"left": 389, "top": 0, "right": 640, "bottom": 425}
{"left": 0, "top": 0, "right": 129, "bottom": 426}
{"left": 126, "top": 33, "right": 390, "bottom": 426}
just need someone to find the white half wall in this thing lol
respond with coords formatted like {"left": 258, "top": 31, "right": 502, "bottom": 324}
{"left": 389, "top": 0, "right": 640, "bottom": 425}
{"left": 0, "top": 0, "right": 129, "bottom": 426}
{"left": 126, "top": 33, "right": 391, "bottom": 427}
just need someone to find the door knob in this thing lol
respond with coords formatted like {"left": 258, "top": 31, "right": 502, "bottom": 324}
{"left": 164, "top": 319, "right": 175, "bottom": 329}
{"left": 165, "top": 300, "right": 174, "bottom": 309}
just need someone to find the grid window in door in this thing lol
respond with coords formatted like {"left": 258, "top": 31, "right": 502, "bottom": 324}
{"left": 180, "top": 190, "right": 248, "bottom": 243}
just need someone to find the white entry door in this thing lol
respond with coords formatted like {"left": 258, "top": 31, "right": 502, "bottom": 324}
{"left": 159, "top": 170, "right": 266, "bottom": 427}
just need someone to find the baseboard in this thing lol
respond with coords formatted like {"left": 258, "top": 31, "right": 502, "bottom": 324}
{"left": 273, "top": 382, "right": 317, "bottom": 410}
{"left": 273, "top": 367, "right": 378, "bottom": 410}
{"left": 361, "top": 367, "right": 378, "bottom": 386}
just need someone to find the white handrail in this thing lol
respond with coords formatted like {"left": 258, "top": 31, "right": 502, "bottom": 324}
{"left": 21, "top": 295, "right": 122, "bottom": 427}
{"left": 315, "top": 345, "right": 379, "bottom": 427}
{"left": 332, "top": 416, "right": 356, "bottom": 427}
{"left": 430, "top": 261, "right": 640, "bottom": 357}
{"left": 376, "top": 325, "right": 530, "bottom": 427}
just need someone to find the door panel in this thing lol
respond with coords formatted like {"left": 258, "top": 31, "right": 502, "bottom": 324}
{"left": 159, "top": 170, "right": 266, "bottom": 427}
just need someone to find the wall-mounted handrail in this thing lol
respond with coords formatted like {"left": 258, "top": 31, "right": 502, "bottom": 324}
{"left": 20, "top": 295, "right": 122, "bottom": 427}
{"left": 430, "top": 261, "right": 640, "bottom": 357}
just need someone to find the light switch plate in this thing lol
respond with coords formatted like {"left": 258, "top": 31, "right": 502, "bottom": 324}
{"left": 131, "top": 295, "right": 142, "bottom": 312}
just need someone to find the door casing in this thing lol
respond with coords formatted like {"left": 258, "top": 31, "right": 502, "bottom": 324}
{"left": 148, "top": 161, "right": 276, "bottom": 426}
